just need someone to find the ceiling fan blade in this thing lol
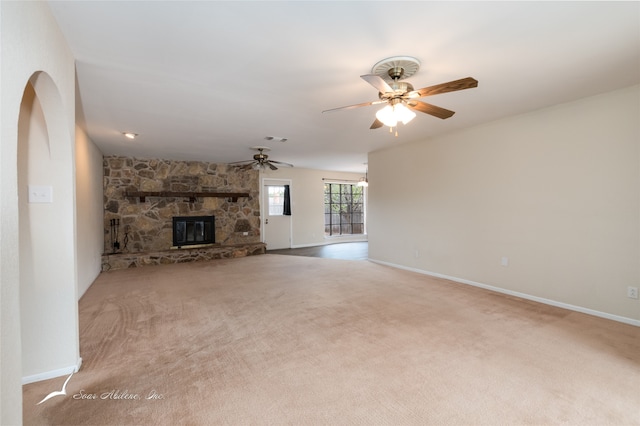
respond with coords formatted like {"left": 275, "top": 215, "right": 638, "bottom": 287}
{"left": 412, "top": 77, "right": 478, "bottom": 98}
{"left": 407, "top": 101, "right": 455, "bottom": 119}
{"left": 370, "top": 118, "right": 384, "bottom": 129}
{"left": 322, "top": 100, "right": 385, "bottom": 113}
{"left": 267, "top": 162, "right": 278, "bottom": 171}
{"left": 269, "top": 160, "right": 294, "bottom": 168}
{"left": 228, "top": 160, "right": 254, "bottom": 166}
{"left": 360, "top": 74, "right": 393, "bottom": 94}
{"left": 230, "top": 164, "right": 255, "bottom": 171}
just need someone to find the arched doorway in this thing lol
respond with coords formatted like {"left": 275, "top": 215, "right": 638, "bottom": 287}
{"left": 18, "top": 72, "right": 80, "bottom": 383}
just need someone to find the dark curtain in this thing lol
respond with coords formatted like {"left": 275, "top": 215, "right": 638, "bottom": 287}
{"left": 283, "top": 185, "right": 292, "bottom": 216}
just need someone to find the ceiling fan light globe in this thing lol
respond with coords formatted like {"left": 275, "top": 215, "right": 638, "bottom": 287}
{"left": 395, "top": 103, "right": 416, "bottom": 125}
{"left": 376, "top": 105, "right": 398, "bottom": 127}
{"left": 376, "top": 103, "right": 415, "bottom": 127}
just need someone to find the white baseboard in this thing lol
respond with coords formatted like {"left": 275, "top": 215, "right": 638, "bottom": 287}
{"left": 22, "top": 357, "right": 83, "bottom": 385}
{"left": 369, "top": 259, "right": 640, "bottom": 327}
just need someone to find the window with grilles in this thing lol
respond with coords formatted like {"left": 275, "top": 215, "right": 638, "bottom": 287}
{"left": 324, "top": 183, "right": 365, "bottom": 236}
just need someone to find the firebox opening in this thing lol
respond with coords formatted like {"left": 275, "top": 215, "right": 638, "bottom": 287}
{"left": 173, "top": 215, "right": 215, "bottom": 248}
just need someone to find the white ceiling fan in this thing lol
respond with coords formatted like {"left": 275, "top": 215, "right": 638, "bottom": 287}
{"left": 323, "top": 56, "right": 478, "bottom": 134}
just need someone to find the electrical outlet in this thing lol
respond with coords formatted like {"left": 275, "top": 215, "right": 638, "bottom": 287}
{"left": 28, "top": 185, "right": 53, "bottom": 203}
{"left": 501, "top": 257, "right": 509, "bottom": 267}
{"left": 627, "top": 286, "right": 639, "bottom": 299}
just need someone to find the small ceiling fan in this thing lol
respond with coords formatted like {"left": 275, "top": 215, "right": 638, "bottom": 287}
{"left": 229, "top": 146, "right": 293, "bottom": 170}
{"left": 323, "top": 56, "right": 478, "bottom": 132}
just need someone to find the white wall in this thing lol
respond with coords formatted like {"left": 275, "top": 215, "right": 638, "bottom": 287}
{"left": 369, "top": 85, "right": 640, "bottom": 324}
{"left": 1, "top": 2, "right": 78, "bottom": 423}
{"left": 75, "top": 125, "right": 104, "bottom": 298}
{"left": 262, "top": 167, "right": 367, "bottom": 247}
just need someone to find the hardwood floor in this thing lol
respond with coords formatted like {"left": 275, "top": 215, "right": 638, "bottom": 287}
{"left": 267, "top": 241, "right": 368, "bottom": 261}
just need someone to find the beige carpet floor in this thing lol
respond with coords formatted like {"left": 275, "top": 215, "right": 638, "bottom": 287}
{"left": 23, "top": 255, "right": 640, "bottom": 425}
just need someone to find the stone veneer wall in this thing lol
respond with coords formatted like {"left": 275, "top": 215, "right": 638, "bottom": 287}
{"left": 102, "top": 156, "right": 263, "bottom": 269}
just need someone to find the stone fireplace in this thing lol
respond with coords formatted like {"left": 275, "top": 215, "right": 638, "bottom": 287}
{"left": 102, "top": 156, "right": 266, "bottom": 270}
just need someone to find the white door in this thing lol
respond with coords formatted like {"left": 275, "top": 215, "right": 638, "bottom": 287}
{"left": 263, "top": 180, "right": 292, "bottom": 250}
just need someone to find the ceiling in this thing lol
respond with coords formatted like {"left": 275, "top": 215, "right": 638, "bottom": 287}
{"left": 48, "top": 1, "right": 639, "bottom": 173}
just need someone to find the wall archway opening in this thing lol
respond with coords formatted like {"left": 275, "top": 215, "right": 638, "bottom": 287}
{"left": 18, "top": 71, "right": 80, "bottom": 383}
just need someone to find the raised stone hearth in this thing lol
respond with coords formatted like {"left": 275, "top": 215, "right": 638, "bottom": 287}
{"left": 101, "top": 242, "right": 266, "bottom": 271}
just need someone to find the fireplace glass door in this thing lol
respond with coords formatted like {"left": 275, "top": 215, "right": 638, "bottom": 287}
{"left": 173, "top": 216, "right": 215, "bottom": 247}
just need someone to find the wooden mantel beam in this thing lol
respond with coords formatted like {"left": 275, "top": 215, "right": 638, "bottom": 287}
{"left": 124, "top": 191, "right": 250, "bottom": 203}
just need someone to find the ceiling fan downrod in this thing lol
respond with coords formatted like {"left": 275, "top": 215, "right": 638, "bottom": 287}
{"left": 388, "top": 66, "right": 405, "bottom": 81}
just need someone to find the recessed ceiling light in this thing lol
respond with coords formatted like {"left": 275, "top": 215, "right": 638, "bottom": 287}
{"left": 123, "top": 132, "right": 138, "bottom": 140}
